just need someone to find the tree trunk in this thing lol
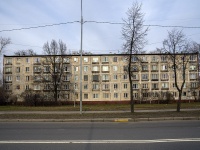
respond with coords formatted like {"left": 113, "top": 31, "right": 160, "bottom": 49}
{"left": 129, "top": 59, "right": 134, "bottom": 113}
{"left": 177, "top": 92, "right": 181, "bottom": 112}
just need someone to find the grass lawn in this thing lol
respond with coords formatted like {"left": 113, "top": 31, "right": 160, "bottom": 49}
{"left": 0, "top": 102, "right": 200, "bottom": 111}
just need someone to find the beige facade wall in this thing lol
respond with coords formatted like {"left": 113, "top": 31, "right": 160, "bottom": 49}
{"left": 3, "top": 53, "right": 199, "bottom": 102}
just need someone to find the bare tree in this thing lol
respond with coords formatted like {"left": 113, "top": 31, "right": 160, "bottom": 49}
{"left": 122, "top": 2, "right": 148, "bottom": 113}
{"left": 0, "top": 37, "right": 11, "bottom": 86}
{"left": 163, "top": 29, "right": 191, "bottom": 112}
{"left": 14, "top": 49, "right": 37, "bottom": 56}
{"left": 0, "top": 37, "right": 11, "bottom": 55}
{"left": 42, "top": 39, "right": 67, "bottom": 102}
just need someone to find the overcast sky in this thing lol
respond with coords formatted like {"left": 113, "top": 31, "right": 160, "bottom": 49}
{"left": 0, "top": 0, "right": 200, "bottom": 55}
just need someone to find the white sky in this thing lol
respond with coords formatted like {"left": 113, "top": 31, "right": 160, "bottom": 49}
{"left": 0, "top": 0, "right": 200, "bottom": 55}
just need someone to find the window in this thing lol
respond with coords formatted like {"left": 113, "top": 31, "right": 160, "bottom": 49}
{"left": 142, "top": 93, "right": 148, "bottom": 98}
{"left": 124, "top": 93, "right": 128, "bottom": 98}
{"left": 92, "top": 66, "right": 99, "bottom": 71}
{"left": 191, "top": 82, "right": 198, "bottom": 88}
{"left": 74, "top": 57, "right": 78, "bottom": 62}
{"left": 16, "top": 58, "right": 21, "bottom": 63}
{"left": 44, "top": 85, "right": 50, "bottom": 90}
{"left": 64, "top": 66, "right": 69, "bottom": 72}
{"left": 142, "top": 74, "right": 148, "bottom": 80}
{"left": 64, "top": 84, "right": 69, "bottom": 90}
{"left": 152, "top": 56, "right": 158, "bottom": 62}
{"left": 190, "top": 73, "right": 197, "bottom": 79}
{"left": 161, "top": 73, "right": 168, "bottom": 80}
{"left": 6, "top": 58, "right": 12, "bottom": 64}
{"left": 74, "top": 84, "right": 78, "bottom": 90}
{"left": 161, "top": 56, "right": 167, "bottom": 62}
{"left": 132, "top": 56, "right": 138, "bottom": 62}
{"left": 65, "top": 94, "right": 70, "bottom": 99}
{"left": 84, "top": 84, "right": 88, "bottom": 89}
{"left": 151, "top": 65, "right": 158, "bottom": 71}
{"left": 190, "top": 55, "right": 196, "bottom": 61}
{"left": 83, "top": 66, "right": 88, "bottom": 72}
{"left": 16, "top": 85, "right": 20, "bottom": 90}
{"left": 34, "top": 58, "right": 40, "bottom": 63}
{"left": 182, "top": 92, "right": 187, "bottom": 96}
{"left": 162, "top": 83, "right": 168, "bottom": 88}
{"left": 132, "top": 84, "right": 138, "bottom": 89}
{"left": 26, "top": 76, "right": 30, "bottom": 81}
{"left": 142, "top": 65, "right": 148, "bottom": 71}
{"left": 113, "top": 57, "right": 118, "bottom": 62}
{"left": 152, "top": 74, "right": 159, "bottom": 80}
{"left": 26, "top": 58, "right": 30, "bottom": 63}
{"left": 84, "top": 94, "right": 88, "bottom": 99}
{"left": 5, "top": 85, "right": 10, "bottom": 90}
{"left": 142, "top": 83, "right": 148, "bottom": 89}
{"left": 114, "top": 93, "right": 118, "bottom": 98}
{"left": 74, "top": 66, "right": 78, "bottom": 72}
{"left": 152, "top": 83, "right": 158, "bottom": 89}
{"left": 34, "top": 76, "right": 41, "bottom": 81}
{"left": 133, "top": 93, "right": 138, "bottom": 98}
{"left": 172, "top": 83, "right": 176, "bottom": 88}
{"left": 6, "top": 76, "right": 12, "bottom": 81}
{"left": 92, "top": 57, "right": 99, "bottom": 62}
{"left": 33, "top": 66, "right": 40, "bottom": 72}
{"left": 43, "top": 66, "right": 50, "bottom": 72}
{"left": 114, "top": 84, "right": 118, "bottom": 89}
{"left": 75, "top": 75, "right": 79, "bottom": 81}
{"left": 190, "top": 65, "right": 197, "bottom": 70}
{"left": 63, "top": 75, "right": 70, "bottom": 81}
{"left": 16, "top": 76, "right": 20, "bottom": 81}
{"left": 93, "top": 93, "right": 99, "bottom": 98}
{"left": 124, "top": 66, "right": 128, "bottom": 71}
{"left": 93, "top": 75, "right": 99, "bottom": 81}
{"left": 16, "top": 67, "right": 20, "bottom": 73}
{"left": 84, "top": 75, "right": 88, "bottom": 81}
{"left": 132, "top": 74, "right": 138, "bottom": 80}
{"left": 142, "top": 56, "right": 147, "bottom": 62}
{"left": 103, "top": 93, "right": 109, "bottom": 98}
{"left": 124, "top": 83, "right": 128, "bottom": 89}
{"left": 113, "top": 66, "right": 118, "bottom": 71}
{"left": 113, "top": 74, "right": 117, "bottom": 80}
{"left": 161, "top": 65, "right": 168, "bottom": 71}
{"left": 93, "top": 84, "right": 99, "bottom": 90}
{"left": 84, "top": 57, "right": 88, "bottom": 62}
{"left": 102, "top": 56, "right": 108, "bottom": 62}
{"left": 102, "top": 84, "right": 109, "bottom": 90}
{"left": 64, "top": 58, "right": 70, "bottom": 63}
{"left": 131, "top": 66, "right": 138, "bottom": 71}
{"left": 34, "top": 85, "right": 40, "bottom": 90}
{"left": 123, "top": 74, "right": 128, "bottom": 80}
{"left": 5, "top": 67, "right": 12, "bottom": 73}
{"left": 102, "top": 74, "right": 109, "bottom": 81}
{"left": 102, "top": 66, "right": 109, "bottom": 71}
{"left": 25, "top": 67, "right": 29, "bottom": 72}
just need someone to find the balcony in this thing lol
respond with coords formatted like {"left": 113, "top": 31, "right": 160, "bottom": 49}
{"left": 152, "top": 88, "right": 159, "bottom": 90}
{"left": 161, "top": 87, "right": 169, "bottom": 90}
{"left": 151, "top": 79, "right": 159, "bottom": 81}
{"left": 151, "top": 69, "right": 159, "bottom": 72}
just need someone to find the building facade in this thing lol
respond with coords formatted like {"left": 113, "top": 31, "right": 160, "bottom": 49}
{"left": 3, "top": 53, "right": 199, "bottom": 103}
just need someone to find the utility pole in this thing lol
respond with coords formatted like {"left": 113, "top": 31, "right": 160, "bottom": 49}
{"left": 80, "top": 0, "right": 83, "bottom": 114}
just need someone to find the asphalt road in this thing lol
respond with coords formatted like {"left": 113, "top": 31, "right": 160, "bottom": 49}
{"left": 0, "top": 121, "right": 200, "bottom": 150}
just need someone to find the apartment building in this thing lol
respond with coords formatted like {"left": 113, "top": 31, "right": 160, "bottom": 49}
{"left": 3, "top": 53, "right": 199, "bottom": 103}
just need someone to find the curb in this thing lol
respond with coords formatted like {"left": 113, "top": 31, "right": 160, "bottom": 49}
{"left": 0, "top": 117, "right": 199, "bottom": 122}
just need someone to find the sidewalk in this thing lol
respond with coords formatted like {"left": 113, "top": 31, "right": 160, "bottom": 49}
{"left": 0, "top": 109, "right": 199, "bottom": 122}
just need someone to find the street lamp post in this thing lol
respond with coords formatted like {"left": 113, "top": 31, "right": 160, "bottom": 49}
{"left": 80, "top": 0, "right": 83, "bottom": 114}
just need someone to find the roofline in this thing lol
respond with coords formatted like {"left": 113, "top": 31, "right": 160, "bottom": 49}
{"left": 3, "top": 52, "right": 199, "bottom": 57}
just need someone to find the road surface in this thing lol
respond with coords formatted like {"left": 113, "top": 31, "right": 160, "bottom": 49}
{"left": 0, "top": 121, "right": 200, "bottom": 150}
